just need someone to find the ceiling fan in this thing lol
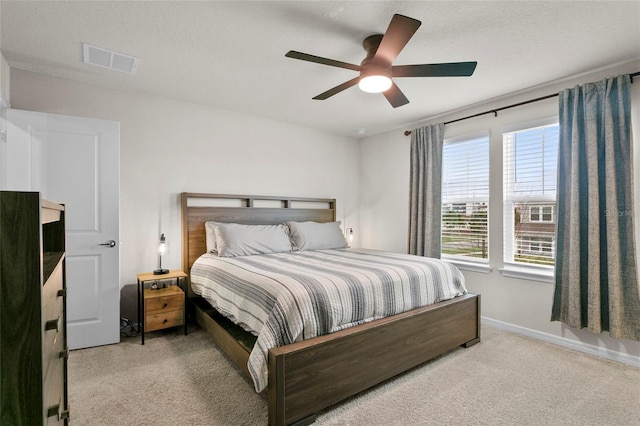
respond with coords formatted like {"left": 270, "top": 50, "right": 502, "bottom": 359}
{"left": 285, "top": 14, "right": 477, "bottom": 108}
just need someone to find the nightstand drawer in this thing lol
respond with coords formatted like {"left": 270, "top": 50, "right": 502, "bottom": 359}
{"left": 145, "top": 309, "right": 184, "bottom": 332}
{"left": 144, "top": 285, "right": 184, "bottom": 310}
{"left": 145, "top": 293, "right": 183, "bottom": 313}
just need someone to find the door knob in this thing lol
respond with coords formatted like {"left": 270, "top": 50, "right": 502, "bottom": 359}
{"left": 100, "top": 240, "right": 117, "bottom": 248}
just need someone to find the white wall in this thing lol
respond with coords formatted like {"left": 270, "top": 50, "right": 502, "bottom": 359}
{"left": 9, "top": 69, "right": 361, "bottom": 292}
{"left": 0, "top": 51, "right": 9, "bottom": 189}
{"left": 359, "top": 60, "right": 640, "bottom": 362}
{"left": 0, "top": 54, "right": 9, "bottom": 106}
{"left": 0, "top": 3, "right": 9, "bottom": 107}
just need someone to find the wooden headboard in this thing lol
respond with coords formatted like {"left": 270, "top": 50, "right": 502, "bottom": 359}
{"left": 180, "top": 192, "right": 336, "bottom": 272}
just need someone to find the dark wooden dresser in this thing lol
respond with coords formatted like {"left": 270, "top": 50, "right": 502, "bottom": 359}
{"left": 0, "top": 191, "right": 70, "bottom": 425}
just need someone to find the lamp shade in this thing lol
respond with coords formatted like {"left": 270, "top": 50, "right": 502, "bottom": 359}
{"left": 158, "top": 233, "right": 167, "bottom": 255}
{"left": 359, "top": 75, "right": 392, "bottom": 93}
{"left": 358, "top": 64, "right": 392, "bottom": 93}
{"left": 346, "top": 227, "right": 354, "bottom": 243}
{"left": 153, "top": 233, "right": 169, "bottom": 275}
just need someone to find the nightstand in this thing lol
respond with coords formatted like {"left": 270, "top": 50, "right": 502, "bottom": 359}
{"left": 137, "top": 269, "right": 188, "bottom": 344}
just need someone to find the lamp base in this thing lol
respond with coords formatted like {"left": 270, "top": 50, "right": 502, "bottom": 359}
{"left": 153, "top": 268, "right": 169, "bottom": 275}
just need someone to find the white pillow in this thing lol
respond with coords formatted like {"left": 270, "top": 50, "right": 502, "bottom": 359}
{"left": 205, "top": 221, "right": 220, "bottom": 254}
{"left": 213, "top": 222, "right": 293, "bottom": 257}
{"left": 285, "top": 221, "right": 348, "bottom": 251}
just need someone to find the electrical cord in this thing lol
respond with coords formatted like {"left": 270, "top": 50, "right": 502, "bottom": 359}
{"left": 120, "top": 317, "right": 140, "bottom": 337}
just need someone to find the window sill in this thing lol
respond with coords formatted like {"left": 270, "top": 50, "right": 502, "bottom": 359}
{"left": 499, "top": 264, "right": 554, "bottom": 283}
{"left": 443, "top": 257, "right": 492, "bottom": 274}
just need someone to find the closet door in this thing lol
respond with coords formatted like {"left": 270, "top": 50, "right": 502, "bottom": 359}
{"left": 5, "top": 109, "right": 120, "bottom": 349}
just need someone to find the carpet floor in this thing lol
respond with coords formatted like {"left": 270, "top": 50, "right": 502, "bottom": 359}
{"left": 68, "top": 326, "right": 640, "bottom": 425}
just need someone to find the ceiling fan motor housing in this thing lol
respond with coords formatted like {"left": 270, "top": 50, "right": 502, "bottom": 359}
{"left": 359, "top": 34, "right": 392, "bottom": 89}
{"left": 360, "top": 63, "right": 391, "bottom": 80}
{"left": 361, "top": 34, "right": 385, "bottom": 64}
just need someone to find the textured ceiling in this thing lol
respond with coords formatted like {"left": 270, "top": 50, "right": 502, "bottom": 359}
{"left": 2, "top": 1, "right": 640, "bottom": 138}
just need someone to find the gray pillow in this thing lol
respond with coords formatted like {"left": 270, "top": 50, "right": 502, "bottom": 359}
{"left": 213, "top": 222, "right": 293, "bottom": 257}
{"left": 285, "top": 221, "right": 348, "bottom": 251}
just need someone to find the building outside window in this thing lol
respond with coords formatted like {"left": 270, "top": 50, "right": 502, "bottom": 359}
{"left": 503, "top": 123, "right": 559, "bottom": 268}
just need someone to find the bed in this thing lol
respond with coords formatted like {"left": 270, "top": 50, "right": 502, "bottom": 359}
{"left": 181, "top": 192, "right": 480, "bottom": 426}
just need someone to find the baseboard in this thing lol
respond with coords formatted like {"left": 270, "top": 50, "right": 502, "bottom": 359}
{"left": 482, "top": 317, "right": 640, "bottom": 369}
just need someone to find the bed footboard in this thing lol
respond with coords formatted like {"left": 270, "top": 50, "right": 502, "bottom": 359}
{"left": 267, "top": 293, "right": 481, "bottom": 426}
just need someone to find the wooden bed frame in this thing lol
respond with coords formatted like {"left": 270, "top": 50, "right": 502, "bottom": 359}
{"left": 181, "top": 192, "right": 481, "bottom": 426}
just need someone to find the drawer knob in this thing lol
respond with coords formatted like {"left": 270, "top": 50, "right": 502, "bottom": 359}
{"left": 46, "top": 400, "right": 70, "bottom": 420}
{"left": 45, "top": 316, "right": 60, "bottom": 332}
{"left": 163, "top": 319, "right": 168, "bottom": 324}
{"left": 163, "top": 303, "right": 168, "bottom": 308}
{"left": 47, "top": 404, "right": 60, "bottom": 418}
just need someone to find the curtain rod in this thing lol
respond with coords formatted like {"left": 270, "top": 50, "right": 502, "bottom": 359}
{"left": 404, "top": 70, "right": 640, "bottom": 136}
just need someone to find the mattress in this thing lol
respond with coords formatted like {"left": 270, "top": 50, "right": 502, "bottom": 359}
{"left": 190, "top": 248, "right": 467, "bottom": 392}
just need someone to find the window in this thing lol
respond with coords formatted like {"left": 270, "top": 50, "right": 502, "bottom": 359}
{"left": 441, "top": 135, "right": 490, "bottom": 262}
{"left": 503, "top": 123, "right": 559, "bottom": 268}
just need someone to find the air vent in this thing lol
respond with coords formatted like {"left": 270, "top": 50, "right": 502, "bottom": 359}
{"left": 83, "top": 43, "right": 139, "bottom": 74}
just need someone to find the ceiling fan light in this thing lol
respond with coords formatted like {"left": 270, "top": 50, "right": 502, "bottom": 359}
{"left": 358, "top": 75, "right": 392, "bottom": 93}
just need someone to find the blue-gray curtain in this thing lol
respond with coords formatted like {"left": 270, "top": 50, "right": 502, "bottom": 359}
{"left": 552, "top": 74, "right": 640, "bottom": 341}
{"left": 408, "top": 123, "right": 445, "bottom": 258}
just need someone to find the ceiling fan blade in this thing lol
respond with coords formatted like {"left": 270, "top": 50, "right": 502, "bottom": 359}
{"left": 373, "top": 14, "right": 421, "bottom": 65}
{"left": 383, "top": 82, "right": 410, "bottom": 108}
{"left": 285, "top": 51, "right": 361, "bottom": 72}
{"left": 392, "top": 62, "right": 477, "bottom": 77}
{"left": 312, "top": 77, "right": 360, "bottom": 100}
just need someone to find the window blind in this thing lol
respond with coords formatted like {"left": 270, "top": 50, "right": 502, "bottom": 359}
{"left": 441, "top": 135, "right": 490, "bottom": 261}
{"left": 503, "top": 123, "right": 559, "bottom": 267}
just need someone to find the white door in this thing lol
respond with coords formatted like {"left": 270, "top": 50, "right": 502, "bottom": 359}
{"left": 4, "top": 108, "right": 120, "bottom": 349}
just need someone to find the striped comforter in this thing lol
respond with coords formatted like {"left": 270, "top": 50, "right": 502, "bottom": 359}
{"left": 190, "top": 248, "right": 467, "bottom": 392}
